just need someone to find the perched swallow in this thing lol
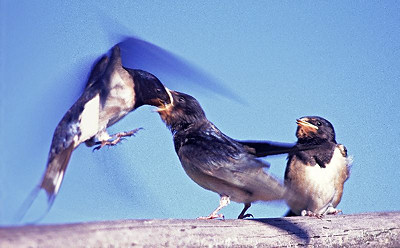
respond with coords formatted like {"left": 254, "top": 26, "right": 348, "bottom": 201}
{"left": 21, "top": 45, "right": 171, "bottom": 216}
{"left": 284, "top": 116, "right": 351, "bottom": 217}
{"left": 157, "top": 91, "right": 288, "bottom": 219}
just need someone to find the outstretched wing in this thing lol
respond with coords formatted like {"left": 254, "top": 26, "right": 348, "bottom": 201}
{"left": 238, "top": 140, "right": 316, "bottom": 157}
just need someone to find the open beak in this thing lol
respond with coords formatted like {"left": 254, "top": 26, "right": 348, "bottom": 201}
{"left": 157, "top": 87, "right": 174, "bottom": 112}
{"left": 296, "top": 118, "right": 318, "bottom": 130}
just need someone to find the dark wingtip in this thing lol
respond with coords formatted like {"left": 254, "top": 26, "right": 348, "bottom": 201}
{"left": 239, "top": 139, "right": 320, "bottom": 158}
{"left": 239, "top": 140, "right": 297, "bottom": 157}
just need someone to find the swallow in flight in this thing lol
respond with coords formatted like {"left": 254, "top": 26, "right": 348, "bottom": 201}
{"left": 21, "top": 45, "right": 171, "bottom": 216}
{"left": 157, "top": 90, "right": 290, "bottom": 219}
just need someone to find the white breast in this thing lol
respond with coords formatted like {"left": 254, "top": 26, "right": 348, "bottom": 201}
{"left": 75, "top": 93, "right": 100, "bottom": 146}
{"left": 287, "top": 147, "right": 347, "bottom": 214}
{"left": 305, "top": 148, "right": 344, "bottom": 190}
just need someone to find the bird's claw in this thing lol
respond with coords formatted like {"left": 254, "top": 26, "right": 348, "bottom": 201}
{"left": 238, "top": 213, "right": 254, "bottom": 219}
{"left": 115, "top": 128, "right": 143, "bottom": 138}
{"left": 92, "top": 138, "right": 121, "bottom": 151}
{"left": 92, "top": 128, "right": 143, "bottom": 151}
{"left": 301, "top": 210, "right": 323, "bottom": 219}
{"left": 197, "top": 213, "right": 224, "bottom": 220}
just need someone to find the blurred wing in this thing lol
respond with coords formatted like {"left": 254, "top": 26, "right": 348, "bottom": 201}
{"left": 118, "top": 36, "right": 243, "bottom": 102}
{"left": 96, "top": 11, "right": 243, "bottom": 102}
{"left": 85, "top": 55, "right": 109, "bottom": 90}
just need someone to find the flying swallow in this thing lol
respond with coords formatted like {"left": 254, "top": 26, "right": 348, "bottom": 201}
{"left": 20, "top": 45, "right": 172, "bottom": 218}
{"left": 157, "top": 90, "right": 289, "bottom": 219}
{"left": 284, "top": 116, "right": 351, "bottom": 217}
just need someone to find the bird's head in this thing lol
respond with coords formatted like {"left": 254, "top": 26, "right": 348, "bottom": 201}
{"left": 157, "top": 90, "right": 206, "bottom": 132}
{"left": 132, "top": 70, "right": 171, "bottom": 108}
{"left": 296, "top": 116, "right": 336, "bottom": 143}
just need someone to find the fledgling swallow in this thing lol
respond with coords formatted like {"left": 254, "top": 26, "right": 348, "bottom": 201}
{"left": 20, "top": 45, "right": 171, "bottom": 216}
{"left": 284, "top": 116, "right": 351, "bottom": 217}
{"left": 157, "top": 90, "right": 289, "bottom": 219}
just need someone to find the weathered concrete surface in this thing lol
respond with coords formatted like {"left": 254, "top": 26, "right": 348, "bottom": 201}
{"left": 1, "top": 211, "right": 399, "bottom": 247}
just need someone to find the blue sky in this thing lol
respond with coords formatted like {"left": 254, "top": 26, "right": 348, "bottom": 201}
{"left": 1, "top": 1, "right": 399, "bottom": 225}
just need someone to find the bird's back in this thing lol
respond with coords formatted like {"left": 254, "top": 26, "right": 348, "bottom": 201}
{"left": 175, "top": 122, "right": 287, "bottom": 203}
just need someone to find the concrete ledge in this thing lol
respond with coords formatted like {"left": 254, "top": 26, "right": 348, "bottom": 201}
{"left": 1, "top": 211, "right": 400, "bottom": 247}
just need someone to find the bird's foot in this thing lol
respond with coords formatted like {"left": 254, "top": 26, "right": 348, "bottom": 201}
{"left": 237, "top": 203, "right": 252, "bottom": 219}
{"left": 112, "top": 128, "right": 143, "bottom": 139}
{"left": 197, "top": 195, "right": 229, "bottom": 220}
{"left": 301, "top": 210, "right": 323, "bottom": 219}
{"left": 93, "top": 138, "right": 122, "bottom": 151}
{"left": 238, "top": 213, "right": 254, "bottom": 219}
{"left": 93, "top": 128, "right": 142, "bottom": 151}
{"left": 197, "top": 213, "right": 224, "bottom": 220}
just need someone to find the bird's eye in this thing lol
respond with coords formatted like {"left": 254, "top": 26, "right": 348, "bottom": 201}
{"left": 156, "top": 88, "right": 162, "bottom": 93}
{"left": 317, "top": 121, "right": 322, "bottom": 126}
{"left": 178, "top": 97, "right": 185, "bottom": 103}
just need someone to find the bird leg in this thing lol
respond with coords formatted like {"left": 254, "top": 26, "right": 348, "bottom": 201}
{"left": 93, "top": 128, "right": 142, "bottom": 151}
{"left": 197, "top": 195, "right": 230, "bottom": 220}
{"left": 238, "top": 203, "right": 253, "bottom": 219}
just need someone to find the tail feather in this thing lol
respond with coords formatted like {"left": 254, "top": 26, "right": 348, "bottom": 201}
{"left": 16, "top": 142, "right": 74, "bottom": 222}
{"left": 40, "top": 142, "right": 74, "bottom": 203}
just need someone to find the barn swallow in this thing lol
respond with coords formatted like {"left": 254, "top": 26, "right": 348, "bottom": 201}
{"left": 20, "top": 45, "right": 171, "bottom": 217}
{"left": 284, "top": 116, "right": 351, "bottom": 217}
{"left": 157, "top": 90, "right": 289, "bottom": 219}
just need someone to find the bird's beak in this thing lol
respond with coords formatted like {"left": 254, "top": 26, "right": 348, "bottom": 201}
{"left": 157, "top": 87, "right": 174, "bottom": 112}
{"left": 296, "top": 118, "right": 318, "bottom": 130}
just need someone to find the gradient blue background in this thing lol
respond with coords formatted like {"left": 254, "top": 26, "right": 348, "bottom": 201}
{"left": 1, "top": 1, "right": 399, "bottom": 225}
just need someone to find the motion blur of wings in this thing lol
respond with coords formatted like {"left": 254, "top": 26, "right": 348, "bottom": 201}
{"left": 18, "top": 25, "right": 242, "bottom": 222}
{"left": 117, "top": 36, "right": 243, "bottom": 102}
{"left": 97, "top": 9, "right": 243, "bottom": 102}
